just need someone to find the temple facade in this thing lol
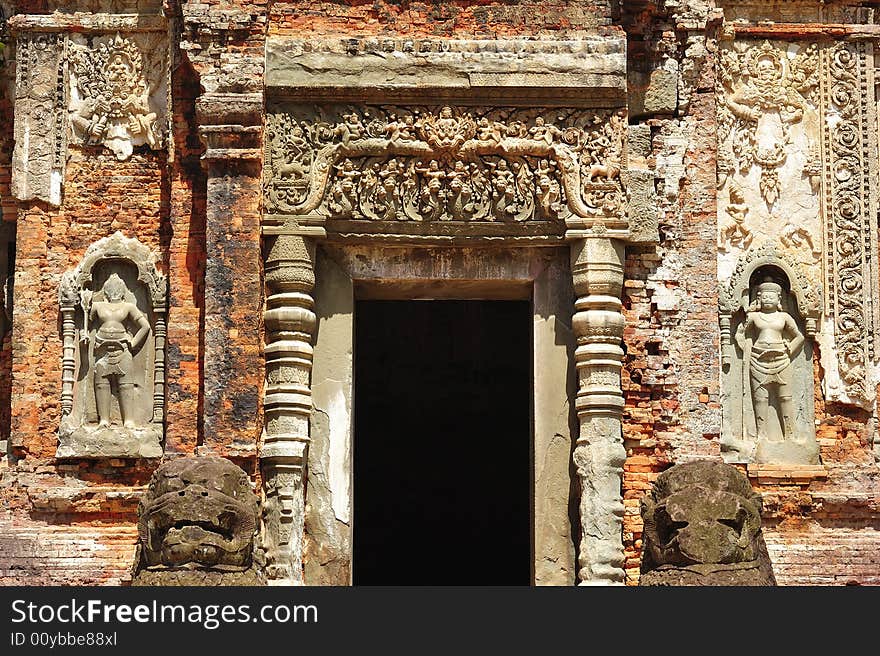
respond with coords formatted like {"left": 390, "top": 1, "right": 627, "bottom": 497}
{"left": 0, "top": 0, "right": 878, "bottom": 586}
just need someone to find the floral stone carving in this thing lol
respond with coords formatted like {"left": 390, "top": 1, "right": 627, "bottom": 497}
{"left": 69, "top": 33, "right": 166, "bottom": 160}
{"left": 58, "top": 232, "right": 167, "bottom": 458}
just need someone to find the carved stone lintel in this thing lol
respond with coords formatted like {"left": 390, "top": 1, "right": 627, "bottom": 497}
{"left": 260, "top": 235, "right": 316, "bottom": 585}
{"left": 570, "top": 235, "right": 626, "bottom": 585}
{"left": 264, "top": 105, "right": 626, "bottom": 232}
{"left": 57, "top": 231, "right": 167, "bottom": 459}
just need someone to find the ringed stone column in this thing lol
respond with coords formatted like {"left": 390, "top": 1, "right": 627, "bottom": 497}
{"left": 261, "top": 235, "right": 316, "bottom": 585}
{"left": 570, "top": 234, "right": 627, "bottom": 585}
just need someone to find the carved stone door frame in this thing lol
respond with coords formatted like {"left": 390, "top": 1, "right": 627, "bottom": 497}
{"left": 260, "top": 36, "right": 633, "bottom": 585}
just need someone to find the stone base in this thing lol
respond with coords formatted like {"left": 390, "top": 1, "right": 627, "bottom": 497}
{"left": 639, "top": 561, "right": 776, "bottom": 586}
{"left": 754, "top": 436, "right": 820, "bottom": 465}
{"left": 131, "top": 567, "right": 265, "bottom": 586}
{"left": 720, "top": 435, "right": 755, "bottom": 464}
{"left": 747, "top": 463, "right": 828, "bottom": 485}
{"left": 56, "top": 423, "right": 163, "bottom": 459}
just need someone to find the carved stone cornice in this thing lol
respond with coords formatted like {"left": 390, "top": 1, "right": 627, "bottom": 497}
{"left": 197, "top": 93, "right": 263, "bottom": 163}
{"left": 266, "top": 37, "right": 627, "bottom": 106}
{"left": 7, "top": 14, "right": 167, "bottom": 34}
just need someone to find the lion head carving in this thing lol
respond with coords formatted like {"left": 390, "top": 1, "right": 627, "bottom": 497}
{"left": 639, "top": 460, "right": 776, "bottom": 586}
{"left": 132, "top": 456, "right": 263, "bottom": 585}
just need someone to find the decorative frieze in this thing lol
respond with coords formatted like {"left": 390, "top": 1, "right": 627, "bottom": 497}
{"left": 820, "top": 41, "right": 879, "bottom": 408}
{"left": 9, "top": 13, "right": 168, "bottom": 203}
{"left": 265, "top": 105, "right": 627, "bottom": 235}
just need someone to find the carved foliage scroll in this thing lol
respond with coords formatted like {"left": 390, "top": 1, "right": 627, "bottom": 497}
{"left": 264, "top": 105, "right": 626, "bottom": 229}
{"left": 12, "top": 33, "right": 67, "bottom": 206}
{"left": 58, "top": 232, "right": 167, "bottom": 458}
{"left": 820, "top": 41, "right": 879, "bottom": 407}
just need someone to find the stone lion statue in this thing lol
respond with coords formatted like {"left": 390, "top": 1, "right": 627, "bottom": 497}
{"left": 131, "top": 456, "right": 264, "bottom": 585}
{"left": 639, "top": 460, "right": 776, "bottom": 586}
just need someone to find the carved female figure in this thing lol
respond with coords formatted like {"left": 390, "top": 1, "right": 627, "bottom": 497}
{"left": 86, "top": 273, "right": 150, "bottom": 428}
{"left": 735, "top": 278, "right": 804, "bottom": 443}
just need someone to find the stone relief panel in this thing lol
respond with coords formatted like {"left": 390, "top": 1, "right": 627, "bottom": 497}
{"left": 717, "top": 40, "right": 822, "bottom": 277}
{"left": 719, "top": 244, "right": 821, "bottom": 465}
{"left": 717, "top": 39, "right": 879, "bottom": 419}
{"left": 68, "top": 32, "right": 166, "bottom": 160}
{"left": 58, "top": 232, "right": 167, "bottom": 458}
{"left": 264, "top": 104, "right": 626, "bottom": 232}
{"left": 11, "top": 33, "right": 67, "bottom": 206}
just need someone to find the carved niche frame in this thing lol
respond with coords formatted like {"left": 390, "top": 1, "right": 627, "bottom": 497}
{"left": 719, "top": 242, "right": 822, "bottom": 463}
{"left": 58, "top": 231, "right": 168, "bottom": 458}
{"left": 260, "top": 36, "right": 634, "bottom": 586}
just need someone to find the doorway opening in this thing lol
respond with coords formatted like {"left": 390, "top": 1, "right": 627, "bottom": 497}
{"left": 353, "top": 300, "right": 532, "bottom": 585}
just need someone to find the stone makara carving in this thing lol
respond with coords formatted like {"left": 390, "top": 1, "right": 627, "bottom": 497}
{"left": 58, "top": 232, "right": 167, "bottom": 458}
{"left": 69, "top": 33, "right": 165, "bottom": 160}
{"left": 132, "top": 456, "right": 265, "bottom": 586}
{"left": 719, "top": 244, "right": 820, "bottom": 465}
{"left": 265, "top": 105, "right": 625, "bottom": 225}
{"left": 639, "top": 460, "right": 776, "bottom": 586}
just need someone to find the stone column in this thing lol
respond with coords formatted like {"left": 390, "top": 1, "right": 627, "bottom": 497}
{"left": 570, "top": 235, "right": 627, "bottom": 585}
{"left": 261, "top": 235, "right": 316, "bottom": 585}
{"left": 197, "top": 94, "right": 264, "bottom": 451}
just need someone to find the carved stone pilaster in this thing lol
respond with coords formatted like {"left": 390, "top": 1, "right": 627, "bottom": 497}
{"left": 11, "top": 32, "right": 67, "bottom": 206}
{"left": 570, "top": 234, "right": 626, "bottom": 585}
{"left": 260, "top": 234, "right": 316, "bottom": 585}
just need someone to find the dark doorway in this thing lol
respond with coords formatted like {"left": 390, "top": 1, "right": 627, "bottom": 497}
{"left": 353, "top": 300, "right": 532, "bottom": 585}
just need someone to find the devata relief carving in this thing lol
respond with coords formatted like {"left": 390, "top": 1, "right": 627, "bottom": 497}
{"left": 69, "top": 32, "right": 166, "bottom": 160}
{"left": 264, "top": 105, "right": 625, "bottom": 231}
{"left": 132, "top": 456, "right": 264, "bottom": 586}
{"left": 58, "top": 232, "right": 167, "bottom": 458}
{"left": 718, "top": 39, "right": 879, "bottom": 409}
{"left": 717, "top": 40, "right": 821, "bottom": 277}
{"left": 720, "top": 244, "right": 820, "bottom": 465}
{"left": 639, "top": 460, "right": 776, "bottom": 586}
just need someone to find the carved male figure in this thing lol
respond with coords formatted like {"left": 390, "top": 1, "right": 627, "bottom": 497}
{"left": 86, "top": 273, "right": 150, "bottom": 428}
{"left": 736, "top": 278, "right": 804, "bottom": 442}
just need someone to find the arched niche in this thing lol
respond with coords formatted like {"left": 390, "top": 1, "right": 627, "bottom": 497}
{"left": 57, "top": 231, "right": 167, "bottom": 458}
{"left": 719, "top": 242, "right": 821, "bottom": 465}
